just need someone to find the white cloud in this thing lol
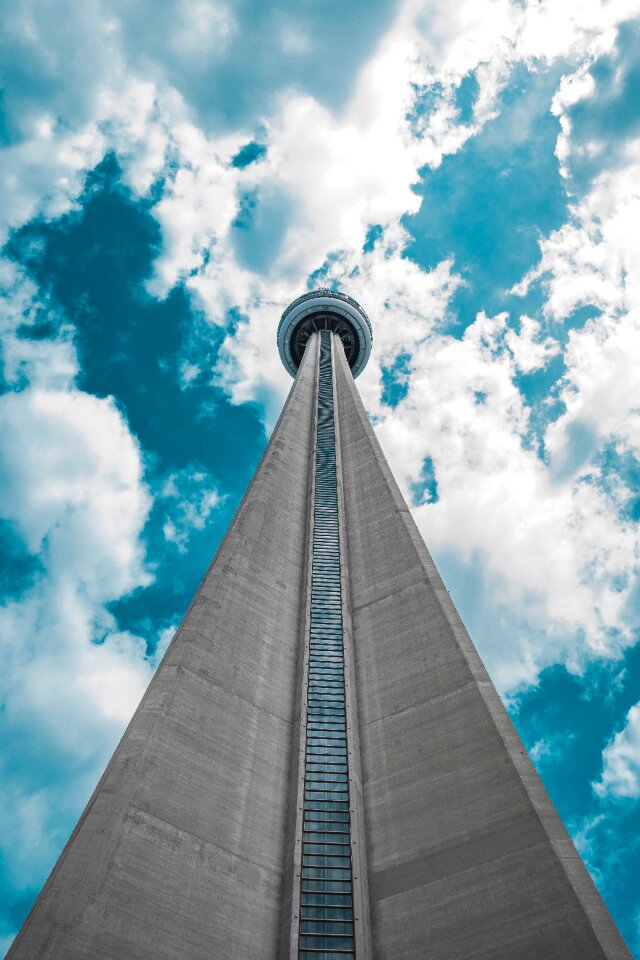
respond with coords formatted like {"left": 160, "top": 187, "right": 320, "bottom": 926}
{"left": 2, "top": 0, "right": 636, "bottom": 403}
{"left": 408, "top": 139, "right": 638, "bottom": 690}
{"left": 530, "top": 730, "right": 576, "bottom": 765}
{"left": 0, "top": 0, "right": 637, "bottom": 697}
{"left": 361, "top": 293, "right": 638, "bottom": 691}
{"left": 1, "top": 0, "right": 636, "bottom": 252}
{"left": 505, "top": 314, "right": 560, "bottom": 373}
{"left": 172, "top": 0, "right": 640, "bottom": 418}
{"left": 518, "top": 140, "right": 640, "bottom": 465}
{"left": 0, "top": 374, "right": 190, "bottom": 932}
{"left": 0, "top": 389, "right": 149, "bottom": 589}
{"left": 167, "top": 0, "right": 236, "bottom": 61}
{"left": 516, "top": 139, "right": 640, "bottom": 319}
{"left": 135, "top": 29, "right": 442, "bottom": 309}
{"left": 551, "top": 64, "right": 597, "bottom": 178}
{"left": 515, "top": 0, "right": 637, "bottom": 64}
{"left": 0, "top": 120, "right": 106, "bottom": 241}
{"left": 160, "top": 465, "right": 222, "bottom": 552}
{"left": 0, "top": 384, "right": 160, "bottom": 914}
{"left": 279, "top": 23, "right": 311, "bottom": 55}
{"left": 177, "top": 1, "right": 515, "bottom": 313}
{"left": 0, "top": 260, "right": 78, "bottom": 391}
{"left": 0, "top": 385, "right": 155, "bottom": 761}
{"left": 595, "top": 702, "right": 640, "bottom": 798}
{"left": 571, "top": 812, "right": 608, "bottom": 886}
{"left": 569, "top": 802, "right": 640, "bottom": 924}
{"left": 0, "top": 1, "right": 639, "bottom": 947}
{"left": 144, "top": 122, "right": 241, "bottom": 297}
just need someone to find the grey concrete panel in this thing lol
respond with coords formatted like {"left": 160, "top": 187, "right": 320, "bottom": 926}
{"left": 333, "top": 338, "right": 630, "bottom": 960}
{"left": 8, "top": 337, "right": 319, "bottom": 960}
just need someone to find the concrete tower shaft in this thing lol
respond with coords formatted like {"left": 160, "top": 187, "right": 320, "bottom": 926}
{"left": 8, "top": 337, "right": 321, "bottom": 960}
{"left": 331, "top": 338, "right": 630, "bottom": 959}
{"left": 7, "top": 303, "right": 631, "bottom": 960}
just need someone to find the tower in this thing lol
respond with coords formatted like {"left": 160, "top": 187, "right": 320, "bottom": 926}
{"left": 8, "top": 290, "right": 630, "bottom": 959}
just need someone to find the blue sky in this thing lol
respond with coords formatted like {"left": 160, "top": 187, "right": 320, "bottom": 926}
{"left": 1, "top": 0, "right": 640, "bottom": 954}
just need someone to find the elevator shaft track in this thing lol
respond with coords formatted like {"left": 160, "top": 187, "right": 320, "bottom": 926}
{"left": 298, "top": 331, "right": 355, "bottom": 958}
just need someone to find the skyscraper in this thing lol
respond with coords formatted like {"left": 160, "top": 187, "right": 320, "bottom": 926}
{"left": 8, "top": 290, "right": 631, "bottom": 959}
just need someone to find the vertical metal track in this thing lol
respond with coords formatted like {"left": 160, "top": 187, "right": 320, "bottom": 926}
{"left": 298, "top": 330, "right": 356, "bottom": 958}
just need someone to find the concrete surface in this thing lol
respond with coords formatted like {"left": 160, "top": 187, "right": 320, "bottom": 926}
{"left": 333, "top": 337, "right": 631, "bottom": 959}
{"left": 7, "top": 338, "right": 319, "bottom": 960}
{"left": 9, "top": 326, "right": 632, "bottom": 959}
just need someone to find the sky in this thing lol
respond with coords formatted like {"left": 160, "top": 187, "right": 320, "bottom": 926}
{"left": 0, "top": 0, "right": 639, "bottom": 953}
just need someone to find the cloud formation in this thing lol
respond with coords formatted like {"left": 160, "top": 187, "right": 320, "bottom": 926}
{"left": 0, "top": 379, "right": 157, "bottom": 948}
{"left": 596, "top": 702, "right": 640, "bottom": 798}
{"left": 1, "top": 0, "right": 640, "bottom": 952}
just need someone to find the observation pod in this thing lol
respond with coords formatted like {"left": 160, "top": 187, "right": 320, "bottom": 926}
{"left": 278, "top": 288, "right": 372, "bottom": 378}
